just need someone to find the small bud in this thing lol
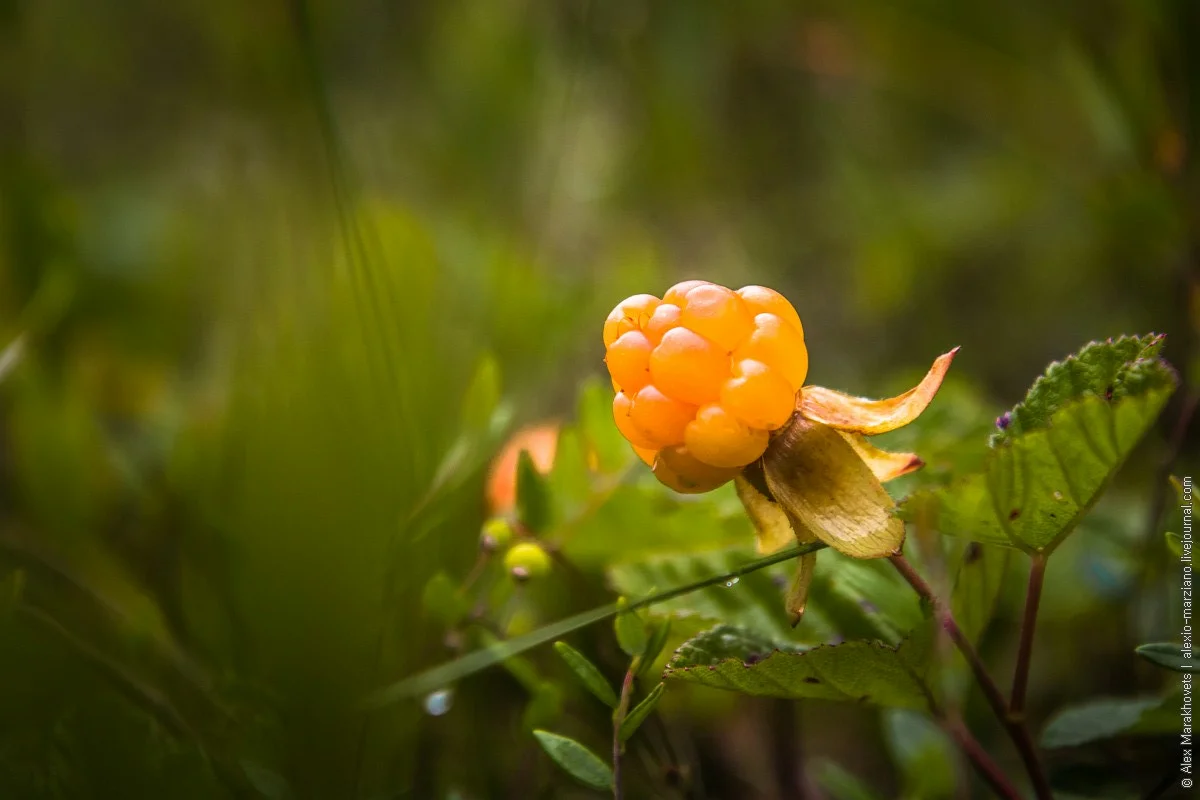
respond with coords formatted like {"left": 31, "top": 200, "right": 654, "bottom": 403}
{"left": 995, "top": 411, "right": 1011, "bottom": 430}
{"left": 504, "top": 542, "right": 551, "bottom": 581}
{"left": 480, "top": 517, "right": 515, "bottom": 552}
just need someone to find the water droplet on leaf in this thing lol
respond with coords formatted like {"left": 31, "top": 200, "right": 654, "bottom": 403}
{"left": 424, "top": 688, "right": 454, "bottom": 716}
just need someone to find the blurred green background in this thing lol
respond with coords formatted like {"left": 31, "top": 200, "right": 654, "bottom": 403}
{"left": 0, "top": 0, "right": 1197, "bottom": 797}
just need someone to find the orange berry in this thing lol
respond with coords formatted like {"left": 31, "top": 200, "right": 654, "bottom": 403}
{"left": 680, "top": 283, "right": 754, "bottom": 351}
{"left": 603, "top": 294, "right": 661, "bottom": 348}
{"left": 606, "top": 330, "right": 653, "bottom": 393}
{"left": 650, "top": 327, "right": 730, "bottom": 406}
{"left": 721, "top": 359, "right": 796, "bottom": 430}
{"left": 652, "top": 446, "right": 741, "bottom": 494}
{"left": 628, "top": 385, "right": 694, "bottom": 448}
{"left": 734, "top": 313, "right": 809, "bottom": 391}
{"left": 612, "top": 392, "right": 658, "bottom": 449}
{"left": 684, "top": 404, "right": 769, "bottom": 468}
{"left": 632, "top": 444, "right": 657, "bottom": 466}
{"left": 663, "top": 280, "right": 710, "bottom": 306}
{"left": 736, "top": 285, "right": 804, "bottom": 336}
{"left": 644, "top": 303, "right": 681, "bottom": 345}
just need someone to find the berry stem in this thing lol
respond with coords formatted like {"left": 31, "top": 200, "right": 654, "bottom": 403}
{"left": 889, "top": 553, "right": 1052, "bottom": 800}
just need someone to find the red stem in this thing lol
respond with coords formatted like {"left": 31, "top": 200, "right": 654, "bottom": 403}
{"left": 890, "top": 554, "right": 1053, "bottom": 800}
{"left": 1010, "top": 554, "right": 1046, "bottom": 716}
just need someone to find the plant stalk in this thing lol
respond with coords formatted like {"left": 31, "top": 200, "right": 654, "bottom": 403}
{"left": 612, "top": 660, "right": 638, "bottom": 800}
{"left": 1009, "top": 554, "right": 1046, "bottom": 716}
{"left": 889, "top": 553, "right": 1052, "bottom": 800}
{"left": 943, "top": 717, "right": 1023, "bottom": 800}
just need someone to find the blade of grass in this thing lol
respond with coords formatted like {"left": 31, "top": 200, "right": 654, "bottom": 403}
{"left": 365, "top": 541, "right": 827, "bottom": 708}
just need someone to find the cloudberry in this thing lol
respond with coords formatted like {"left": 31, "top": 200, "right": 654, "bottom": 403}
{"left": 603, "top": 280, "right": 808, "bottom": 491}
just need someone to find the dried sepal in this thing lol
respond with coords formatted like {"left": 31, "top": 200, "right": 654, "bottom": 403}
{"left": 735, "top": 467, "right": 797, "bottom": 555}
{"left": 762, "top": 416, "right": 905, "bottom": 559}
{"left": 785, "top": 549, "right": 819, "bottom": 625}
{"left": 837, "top": 432, "right": 923, "bottom": 483}
{"left": 798, "top": 348, "right": 958, "bottom": 435}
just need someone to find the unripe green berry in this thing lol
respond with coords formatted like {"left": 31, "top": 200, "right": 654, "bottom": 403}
{"left": 480, "top": 517, "right": 515, "bottom": 552}
{"left": 504, "top": 542, "right": 551, "bottom": 582}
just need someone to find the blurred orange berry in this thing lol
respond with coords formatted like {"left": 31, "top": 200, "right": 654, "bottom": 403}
{"left": 486, "top": 423, "right": 559, "bottom": 513}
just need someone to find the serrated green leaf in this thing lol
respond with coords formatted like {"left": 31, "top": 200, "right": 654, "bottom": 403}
{"left": 421, "top": 572, "right": 468, "bottom": 626}
{"left": 1040, "top": 696, "right": 1163, "bottom": 748}
{"left": 902, "top": 337, "right": 1177, "bottom": 552}
{"left": 993, "top": 334, "right": 1165, "bottom": 445}
{"left": 883, "top": 709, "right": 958, "bottom": 799}
{"left": 618, "top": 682, "right": 664, "bottom": 741}
{"left": 516, "top": 449, "right": 551, "bottom": 533}
{"left": 553, "top": 642, "right": 619, "bottom": 707}
{"left": 614, "top": 598, "right": 648, "bottom": 657}
{"left": 608, "top": 548, "right": 802, "bottom": 641}
{"left": 663, "top": 623, "right": 935, "bottom": 709}
{"left": 1135, "top": 642, "right": 1198, "bottom": 673}
{"left": 532, "top": 730, "right": 614, "bottom": 790}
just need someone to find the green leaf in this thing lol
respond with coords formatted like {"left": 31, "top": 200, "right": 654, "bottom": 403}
{"left": 532, "top": 730, "right": 614, "bottom": 791}
{"left": 902, "top": 336, "right": 1177, "bottom": 553}
{"left": 609, "top": 546, "right": 922, "bottom": 646}
{"left": 609, "top": 548, "right": 801, "bottom": 641}
{"left": 949, "top": 542, "right": 1011, "bottom": 645}
{"left": 614, "top": 597, "right": 648, "bottom": 657}
{"left": 577, "top": 377, "right": 630, "bottom": 474}
{"left": 1135, "top": 642, "right": 1198, "bottom": 673}
{"left": 516, "top": 449, "right": 551, "bottom": 533}
{"left": 663, "top": 623, "right": 935, "bottom": 709}
{"left": 618, "top": 682, "right": 665, "bottom": 741}
{"left": 1165, "top": 532, "right": 1184, "bottom": 558}
{"left": 420, "top": 572, "right": 468, "bottom": 626}
{"left": 460, "top": 353, "right": 501, "bottom": 433}
{"left": 1040, "top": 696, "right": 1163, "bottom": 748}
{"left": 553, "top": 641, "right": 619, "bottom": 707}
{"left": 638, "top": 620, "right": 672, "bottom": 676}
{"left": 883, "top": 710, "right": 958, "bottom": 799}
{"left": 991, "top": 334, "right": 1165, "bottom": 444}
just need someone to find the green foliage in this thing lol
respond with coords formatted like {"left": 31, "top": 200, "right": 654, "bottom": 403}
{"left": 421, "top": 572, "right": 469, "bottom": 627}
{"left": 531, "top": 730, "right": 613, "bottom": 791}
{"left": 1134, "top": 642, "right": 1197, "bottom": 674}
{"left": 516, "top": 450, "right": 551, "bottom": 534}
{"left": 663, "top": 623, "right": 936, "bottom": 709}
{"left": 1040, "top": 697, "right": 1165, "bottom": 748}
{"left": 883, "top": 710, "right": 959, "bottom": 800}
{"left": 617, "top": 682, "right": 664, "bottom": 742}
{"left": 902, "top": 336, "right": 1178, "bottom": 552}
{"left": 553, "top": 642, "right": 619, "bottom": 708}
{"left": 614, "top": 598, "right": 648, "bottom": 657}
